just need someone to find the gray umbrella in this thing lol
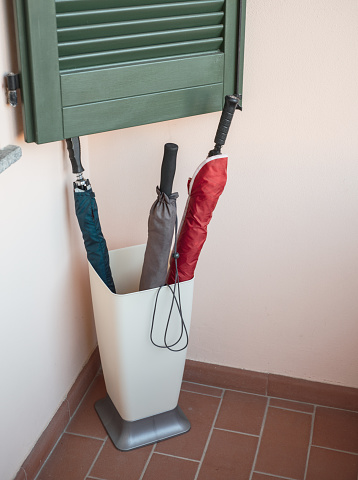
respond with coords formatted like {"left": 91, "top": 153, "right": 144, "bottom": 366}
{"left": 139, "top": 143, "right": 178, "bottom": 291}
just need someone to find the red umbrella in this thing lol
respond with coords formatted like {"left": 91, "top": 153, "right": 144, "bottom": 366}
{"left": 167, "top": 95, "right": 239, "bottom": 284}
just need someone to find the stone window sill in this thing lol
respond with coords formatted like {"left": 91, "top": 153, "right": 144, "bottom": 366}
{"left": 0, "top": 145, "right": 22, "bottom": 174}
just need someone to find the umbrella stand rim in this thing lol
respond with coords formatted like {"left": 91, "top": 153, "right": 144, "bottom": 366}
{"left": 89, "top": 259, "right": 194, "bottom": 297}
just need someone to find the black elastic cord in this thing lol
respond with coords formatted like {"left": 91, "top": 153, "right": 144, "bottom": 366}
{"left": 150, "top": 217, "right": 189, "bottom": 352}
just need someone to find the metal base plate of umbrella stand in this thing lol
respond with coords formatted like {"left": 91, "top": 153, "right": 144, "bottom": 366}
{"left": 95, "top": 395, "right": 191, "bottom": 451}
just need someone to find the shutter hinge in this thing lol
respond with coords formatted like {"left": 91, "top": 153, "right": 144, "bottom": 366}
{"left": 236, "top": 94, "right": 243, "bottom": 111}
{"left": 5, "top": 73, "right": 20, "bottom": 107}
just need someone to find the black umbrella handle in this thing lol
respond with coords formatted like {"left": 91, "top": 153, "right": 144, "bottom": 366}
{"left": 160, "top": 143, "right": 178, "bottom": 196}
{"left": 209, "top": 95, "right": 239, "bottom": 156}
{"left": 66, "top": 137, "right": 84, "bottom": 174}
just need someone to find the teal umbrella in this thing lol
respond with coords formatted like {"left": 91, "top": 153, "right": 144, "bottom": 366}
{"left": 66, "top": 137, "right": 115, "bottom": 293}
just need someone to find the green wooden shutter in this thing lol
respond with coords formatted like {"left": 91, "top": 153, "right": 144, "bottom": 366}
{"left": 13, "top": 0, "right": 245, "bottom": 144}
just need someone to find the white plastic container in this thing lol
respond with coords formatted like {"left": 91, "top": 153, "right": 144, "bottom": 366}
{"left": 88, "top": 244, "right": 194, "bottom": 450}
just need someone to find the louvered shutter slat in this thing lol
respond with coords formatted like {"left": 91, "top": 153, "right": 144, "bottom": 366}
{"left": 56, "top": 2, "right": 225, "bottom": 28}
{"left": 56, "top": 0, "right": 196, "bottom": 14}
{"left": 57, "top": 13, "right": 224, "bottom": 42}
{"left": 58, "top": 26, "right": 223, "bottom": 57}
{"left": 59, "top": 38, "right": 223, "bottom": 71}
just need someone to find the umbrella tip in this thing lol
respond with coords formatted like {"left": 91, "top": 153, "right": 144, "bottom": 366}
{"left": 66, "top": 137, "right": 84, "bottom": 175}
{"left": 209, "top": 95, "right": 239, "bottom": 156}
{"left": 160, "top": 143, "right": 178, "bottom": 197}
{"left": 164, "top": 143, "right": 178, "bottom": 153}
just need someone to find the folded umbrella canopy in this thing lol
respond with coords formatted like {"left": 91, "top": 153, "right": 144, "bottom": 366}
{"left": 139, "top": 143, "right": 178, "bottom": 291}
{"left": 167, "top": 95, "right": 239, "bottom": 284}
{"left": 66, "top": 137, "right": 115, "bottom": 293}
{"left": 139, "top": 143, "right": 189, "bottom": 352}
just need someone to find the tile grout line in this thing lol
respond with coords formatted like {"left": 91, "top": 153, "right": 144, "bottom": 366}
{"left": 182, "top": 380, "right": 223, "bottom": 389}
{"left": 269, "top": 405, "right": 313, "bottom": 415}
{"left": 85, "top": 438, "right": 107, "bottom": 480}
{"left": 65, "top": 431, "right": 107, "bottom": 442}
{"left": 193, "top": 388, "right": 225, "bottom": 480}
{"left": 309, "top": 403, "right": 358, "bottom": 414}
{"left": 33, "top": 373, "right": 102, "bottom": 480}
{"left": 214, "top": 427, "right": 259, "bottom": 437}
{"left": 270, "top": 398, "right": 358, "bottom": 414}
{"left": 181, "top": 388, "right": 222, "bottom": 399}
{"left": 184, "top": 381, "right": 266, "bottom": 398}
{"left": 303, "top": 404, "right": 316, "bottom": 480}
{"left": 182, "top": 381, "right": 223, "bottom": 393}
{"left": 138, "top": 443, "right": 157, "bottom": 480}
{"left": 253, "top": 471, "right": 298, "bottom": 480}
{"left": 153, "top": 451, "right": 200, "bottom": 463}
{"left": 215, "top": 386, "right": 267, "bottom": 398}
{"left": 248, "top": 396, "right": 270, "bottom": 480}
{"left": 310, "top": 444, "right": 358, "bottom": 456}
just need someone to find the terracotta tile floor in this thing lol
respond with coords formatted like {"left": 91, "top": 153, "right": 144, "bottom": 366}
{"left": 34, "top": 374, "right": 358, "bottom": 480}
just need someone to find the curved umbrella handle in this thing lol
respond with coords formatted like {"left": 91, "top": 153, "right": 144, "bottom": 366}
{"left": 66, "top": 137, "right": 84, "bottom": 174}
{"left": 209, "top": 95, "right": 239, "bottom": 157}
{"left": 160, "top": 143, "right": 178, "bottom": 196}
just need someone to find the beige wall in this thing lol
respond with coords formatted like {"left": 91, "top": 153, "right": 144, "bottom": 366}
{"left": 0, "top": 3, "right": 97, "bottom": 479}
{"left": 88, "top": 0, "right": 358, "bottom": 388}
{"left": 1, "top": 0, "right": 358, "bottom": 479}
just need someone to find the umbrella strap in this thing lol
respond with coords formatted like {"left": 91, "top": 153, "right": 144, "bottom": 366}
{"left": 150, "top": 217, "right": 189, "bottom": 352}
